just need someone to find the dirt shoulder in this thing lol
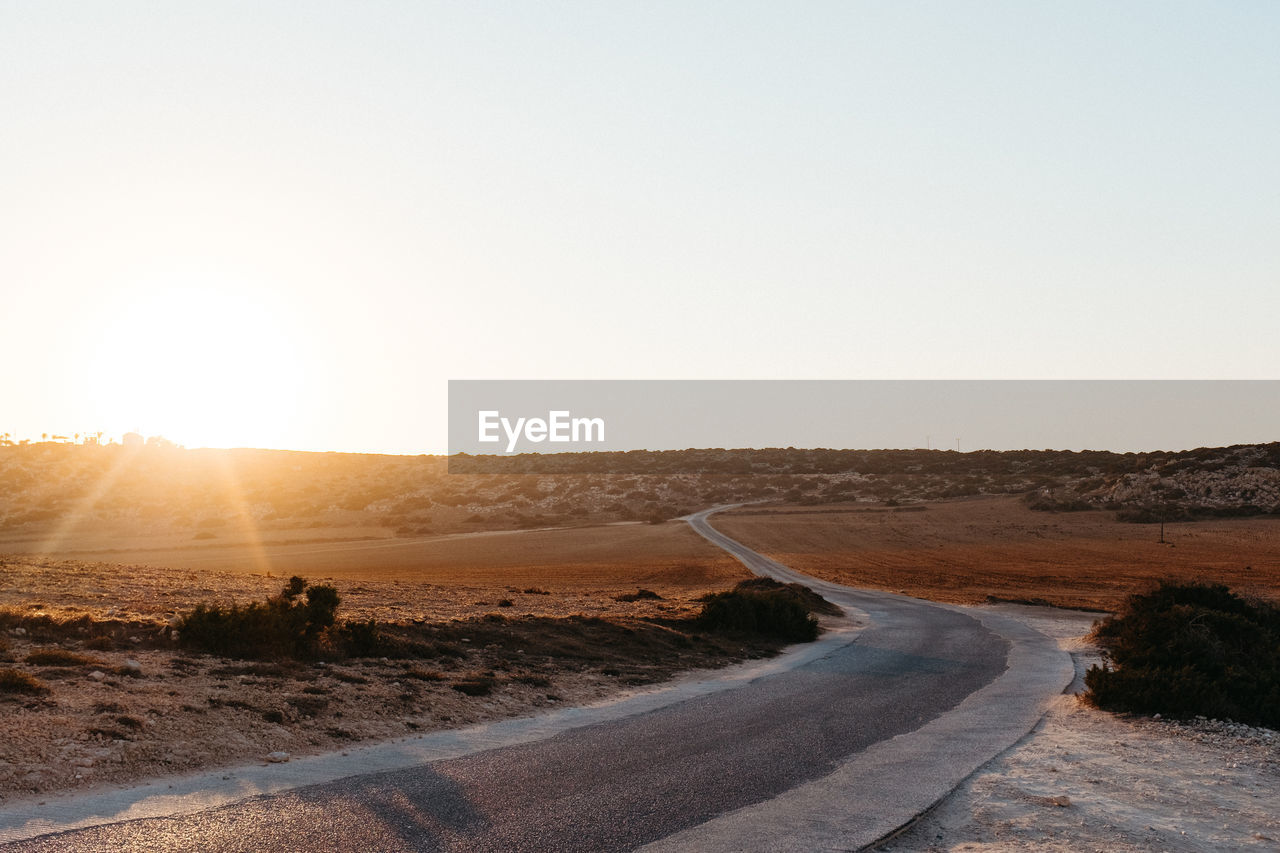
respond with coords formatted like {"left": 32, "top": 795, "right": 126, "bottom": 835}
{"left": 875, "top": 605, "right": 1280, "bottom": 852}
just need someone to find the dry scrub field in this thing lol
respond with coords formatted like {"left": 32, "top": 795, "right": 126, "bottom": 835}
{"left": 717, "top": 496, "right": 1280, "bottom": 611}
{"left": 0, "top": 521, "right": 760, "bottom": 798}
{"left": 1, "top": 521, "right": 744, "bottom": 594}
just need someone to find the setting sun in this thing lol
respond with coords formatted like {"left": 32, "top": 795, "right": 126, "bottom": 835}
{"left": 87, "top": 273, "right": 306, "bottom": 449}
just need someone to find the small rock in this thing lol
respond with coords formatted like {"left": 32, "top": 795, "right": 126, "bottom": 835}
{"left": 11, "top": 627, "right": 26, "bottom": 636}
{"left": 266, "top": 751, "right": 290, "bottom": 763}
{"left": 121, "top": 659, "right": 143, "bottom": 675}
{"left": 89, "top": 670, "right": 106, "bottom": 681}
{"left": 1152, "top": 713, "right": 1161, "bottom": 720}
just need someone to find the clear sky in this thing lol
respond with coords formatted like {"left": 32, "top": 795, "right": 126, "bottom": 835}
{"left": 4, "top": 3, "right": 1278, "bottom": 453}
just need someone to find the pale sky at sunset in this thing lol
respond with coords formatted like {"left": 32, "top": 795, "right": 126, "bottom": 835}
{"left": 4, "top": 3, "right": 1278, "bottom": 453}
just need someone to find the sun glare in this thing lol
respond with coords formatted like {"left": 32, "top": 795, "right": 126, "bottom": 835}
{"left": 89, "top": 274, "right": 306, "bottom": 449}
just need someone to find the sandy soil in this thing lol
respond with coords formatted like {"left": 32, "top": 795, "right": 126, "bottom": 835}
{"left": 717, "top": 497, "right": 1280, "bottom": 610}
{"left": 875, "top": 606, "right": 1280, "bottom": 852}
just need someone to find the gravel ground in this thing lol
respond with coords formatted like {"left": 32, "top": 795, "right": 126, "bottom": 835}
{"left": 875, "top": 606, "right": 1280, "bottom": 853}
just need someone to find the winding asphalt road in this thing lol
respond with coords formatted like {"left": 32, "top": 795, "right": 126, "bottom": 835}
{"left": 2, "top": 508, "right": 1070, "bottom": 852}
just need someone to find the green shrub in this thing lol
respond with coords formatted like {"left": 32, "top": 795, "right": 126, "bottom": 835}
{"left": 340, "top": 619, "right": 384, "bottom": 658}
{"left": 698, "top": 580, "right": 821, "bottom": 642}
{"left": 177, "top": 576, "right": 342, "bottom": 660}
{"left": 1084, "top": 581, "right": 1280, "bottom": 728}
{"left": 0, "top": 668, "right": 48, "bottom": 695}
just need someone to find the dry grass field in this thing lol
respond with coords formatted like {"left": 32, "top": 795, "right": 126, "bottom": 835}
{"left": 1, "top": 521, "right": 745, "bottom": 607}
{"left": 716, "top": 496, "right": 1280, "bottom": 611}
{"left": 0, "top": 521, "right": 770, "bottom": 798}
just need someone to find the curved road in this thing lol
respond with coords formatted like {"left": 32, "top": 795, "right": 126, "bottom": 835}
{"left": 3, "top": 508, "right": 1069, "bottom": 852}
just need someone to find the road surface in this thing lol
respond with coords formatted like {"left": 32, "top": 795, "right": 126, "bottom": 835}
{"left": 2, "top": 508, "right": 1070, "bottom": 852}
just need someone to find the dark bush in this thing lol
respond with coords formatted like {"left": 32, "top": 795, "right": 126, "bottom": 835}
{"left": 1084, "top": 581, "right": 1280, "bottom": 728}
{"left": 614, "top": 589, "right": 663, "bottom": 603}
{"left": 730, "top": 577, "right": 842, "bottom": 616}
{"left": 451, "top": 676, "right": 495, "bottom": 696}
{"left": 177, "top": 576, "right": 342, "bottom": 660}
{"left": 340, "top": 619, "right": 384, "bottom": 658}
{"left": 698, "top": 580, "right": 821, "bottom": 642}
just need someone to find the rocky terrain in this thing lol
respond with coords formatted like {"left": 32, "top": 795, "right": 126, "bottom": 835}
{"left": 1029, "top": 443, "right": 1280, "bottom": 521}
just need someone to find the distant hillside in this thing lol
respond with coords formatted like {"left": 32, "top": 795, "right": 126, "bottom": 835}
{"left": 1, "top": 442, "right": 1277, "bottom": 541}
{"left": 1028, "top": 443, "right": 1280, "bottom": 521}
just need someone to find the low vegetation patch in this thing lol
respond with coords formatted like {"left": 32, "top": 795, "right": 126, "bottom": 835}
{"left": 1085, "top": 581, "right": 1280, "bottom": 728}
{"left": 0, "top": 668, "right": 49, "bottom": 696}
{"left": 614, "top": 588, "right": 663, "bottom": 602}
{"left": 25, "top": 648, "right": 98, "bottom": 667}
{"left": 0, "top": 605, "right": 161, "bottom": 649}
{"left": 697, "top": 578, "right": 830, "bottom": 642}
{"left": 451, "top": 676, "right": 496, "bottom": 696}
{"left": 730, "top": 577, "right": 842, "bottom": 616}
{"left": 173, "top": 573, "right": 832, "bottom": 665}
